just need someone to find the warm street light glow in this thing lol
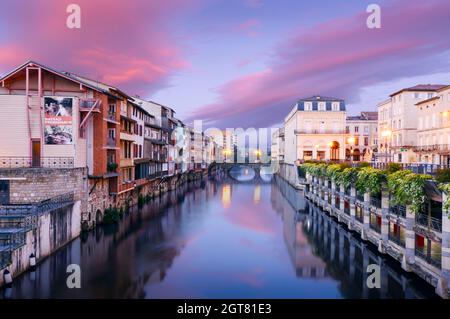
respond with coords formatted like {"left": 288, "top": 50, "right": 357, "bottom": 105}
{"left": 381, "top": 129, "right": 392, "bottom": 137}
{"left": 347, "top": 137, "right": 355, "bottom": 145}
{"left": 327, "top": 142, "right": 333, "bottom": 147}
{"left": 314, "top": 144, "right": 320, "bottom": 149}
{"left": 223, "top": 148, "right": 232, "bottom": 155}
{"left": 254, "top": 149, "right": 262, "bottom": 156}
{"left": 443, "top": 111, "right": 449, "bottom": 117}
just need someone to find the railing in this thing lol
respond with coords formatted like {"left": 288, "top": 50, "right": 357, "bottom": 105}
{"left": 413, "top": 144, "right": 450, "bottom": 152}
{"left": 356, "top": 193, "right": 364, "bottom": 202}
{"left": 345, "top": 188, "right": 351, "bottom": 196}
{"left": 356, "top": 207, "right": 364, "bottom": 223}
{"left": 388, "top": 232, "right": 405, "bottom": 247}
{"left": 370, "top": 220, "right": 381, "bottom": 234}
{"left": 0, "top": 192, "right": 74, "bottom": 216}
{"left": 0, "top": 157, "right": 74, "bottom": 169}
{"left": 370, "top": 196, "right": 381, "bottom": 208}
{"left": 106, "top": 138, "right": 116, "bottom": 148}
{"left": 107, "top": 111, "right": 117, "bottom": 121}
{"left": 389, "top": 204, "right": 406, "bottom": 218}
{"left": 295, "top": 129, "right": 346, "bottom": 134}
{"left": 415, "top": 213, "right": 442, "bottom": 233}
{"left": 369, "top": 162, "right": 448, "bottom": 175}
{"left": 415, "top": 248, "right": 441, "bottom": 269}
{"left": 344, "top": 206, "right": 350, "bottom": 216}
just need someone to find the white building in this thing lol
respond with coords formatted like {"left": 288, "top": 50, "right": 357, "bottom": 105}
{"left": 415, "top": 86, "right": 450, "bottom": 165}
{"left": 284, "top": 95, "right": 347, "bottom": 164}
{"left": 377, "top": 84, "right": 447, "bottom": 163}
{"left": 345, "top": 112, "right": 378, "bottom": 162}
{"left": 271, "top": 127, "right": 285, "bottom": 163}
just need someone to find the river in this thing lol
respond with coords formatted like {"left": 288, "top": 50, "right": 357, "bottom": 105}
{"left": 0, "top": 169, "right": 439, "bottom": 298}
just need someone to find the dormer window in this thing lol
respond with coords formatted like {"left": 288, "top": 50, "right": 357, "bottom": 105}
{"left": 304, "top": 102, "right": 312, "bottom": 111}
{"left": 332, "top": 102, "right": 340, "bottom": 111}
{"left": 318, "top": 102, "right": 326, "bottom": 111}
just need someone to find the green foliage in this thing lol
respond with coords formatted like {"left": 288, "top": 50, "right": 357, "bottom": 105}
{"left": 435, "top": 168, "right": 450, "bottom": 183}
{"left": 385, "top": 162, "right": 402, "bottom": 174}
{"left": 337, "top": 167, "right": 360, "bottom": 189}
{"left": 355, "top": 167, "right": 386, "bottom": 195}
{"left": 358, "top": 162, "right": 371, "bottom": 168}
{"left": 302, "top": 162, "right": 328, "bottom": 177}
{"left": 387, "top": 170, "right": 431, "bottom": 214}
{"left": 438, "top": 183, "right": 450, "bottom": 216}
{"left": 103, "top": 207, "right": 120, "bottom": 224}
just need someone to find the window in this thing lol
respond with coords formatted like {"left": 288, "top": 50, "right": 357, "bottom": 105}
{"left": 364, "top": 137, "right": 369, "bottom": 146}
{"left": 364, "top": 126, "right": 369, "bottom": 133}
{"left": 414, "top": 93, "right": 421, "bottom": 99}
{"left": 109, "top": 103, "right": 116, "bottom": 113}
{"left": 345, "top": 126, "right": 350, "bottom": 134}
{"left": 108, "top": 128, "right": 115, "bottom": 139}
{"left": 428, "top": 93, "right": 434, "bottom": 99}
{"left": 304, "top": 102, "right": 312, "bottom": 111}
{"left": 398, "top": 119, "right": 402, "bottom": 129}
{"left": 318, "top": 102, "right": 326, "bottom": 111}
{"left": 354, "top": 126, "right": 359, "bottom": 133}
{"left": 332, "top": 102, "right": 340, "bottom": 111}
{"left": 354, "top": 137, "right": 359, "bottom": 145}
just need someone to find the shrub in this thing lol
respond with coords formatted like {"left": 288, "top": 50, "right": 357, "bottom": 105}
{"left": 357, "top": 162, "right": 371, "bottom": 168}
{"left": 103, "top": 207, "right": 120, "bottom": 224}
{"left": 385, "top": 162, "right": 402, "bottom": 174}
{"left": 355, "top": 167, "right": 385, "bottom": 195}
{"left": 387, "top": 170, "right": 431, "bottom": 214}
{"left": 336, "top": 167, "right": 359, "bottom": 189}
{"left": 435, "top": 168, "right": 450, "bottom": 183}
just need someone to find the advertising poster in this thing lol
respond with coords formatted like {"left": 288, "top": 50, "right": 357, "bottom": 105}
{"left": 44, "top": 97, "right": 73, "bottom": 145}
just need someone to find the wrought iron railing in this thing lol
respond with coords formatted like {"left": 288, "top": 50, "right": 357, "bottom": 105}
{"left": 389, "top": 205, "right": 406, "bottom": 218}
{"left": 0, "top": 157, "right": 74, "bottom": 169}
{"left": 415, "top": 248, "right": 441, "bottom": 269}
{"left": 0, "top": 192, "right": 74, "bottom": 216}
{"left": 415, "top": 213, "right": 442, "bottom": 233}
{"left": 370, "top": 197, "right": 381, "bottom": 208}
{"left": 370, "top": 221, "right": 381, "bottom": 234}
{"left": 344, "top": 206, "right": 350, "bottom": 216}
{"left": 356, "top": 193, "right": 364, "bottom": 202}
{"left": 388, "top": 232, "right": 405, "bottom": 247}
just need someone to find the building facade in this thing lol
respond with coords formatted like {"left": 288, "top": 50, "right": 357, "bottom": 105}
{"left": 415, "top": 86, "right": 450, "bottom": 165}
{"left": 284, "top": 95, "right": 346, "bottom": 164}
{"left": 377, "top": 85, "right": 447, "bottom": 163}
{"left": 345, "top": 111, "right": 378, "bottom": 162}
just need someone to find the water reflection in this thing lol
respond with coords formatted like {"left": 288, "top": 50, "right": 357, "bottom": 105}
{"left": 0, "top": 174, "right": 438, "bottom": 299}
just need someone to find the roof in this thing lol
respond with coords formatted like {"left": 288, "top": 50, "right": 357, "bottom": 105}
{"left": 298, "top": 95, "right": 344, "bottom": 102}
{"left": 415, "top": 96, "right": 440, "bottom": 106}
{"left": 295, "top": 95, "right": 346, "bottom": 112}
{"left": 347, "top": 111, "right": 378, "bottom": 121}
{"left": 0, "top": 60, "right": 118, "bottom": 98}
{"left": 390, "top": 84, "right": 448, "bottom": 97}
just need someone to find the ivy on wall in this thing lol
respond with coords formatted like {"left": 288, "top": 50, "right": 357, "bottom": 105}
{"left": 301, "top": 162, "right": 434, "bottom": 214}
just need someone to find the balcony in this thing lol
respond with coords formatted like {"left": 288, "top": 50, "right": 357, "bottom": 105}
{"left": 0, "top": 157, "right": 74, "bottom": 169}
{"left": 415, "top": 248, "right": 441, "bottom": 269}
{"left": 415, "top": 213, "right": 442, "bottom": 233}
{"left": 107, "top": 111, "right": 118, "bottom": 123}
{"left": 120, "top": 158, "right": 133, "bottom": 168}
{"left": 80, "top": 99, "right": 101, "bottom": 113}
{"left": 370, "top": 196, "right": 381, "bottom": 209}
{"left": 120, "top": 131, "right": 135, "bottom": 142}
{"left": 106, "top": 137, "right": 117, "bottom": 148}
{"left": 388, "top": 232, "right": 405, "bottom": 247}
{"left": 389, "top": 205, "right": 406, "bottom": 218}
{"left": 413, "top": 144, "right": 450, "bottom": 153}
{"left": 295, "top": 129, "right": 346, "bottom": 134}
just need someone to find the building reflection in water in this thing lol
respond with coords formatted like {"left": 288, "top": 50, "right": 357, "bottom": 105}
{"left": 272, "top": 176, "right": 438, "bottom": 299}
{"left": 1, "top": 175, "right": 439, "bottom": 299}
{"left": 221, "top": 184, "right": 232, "bottom": 209}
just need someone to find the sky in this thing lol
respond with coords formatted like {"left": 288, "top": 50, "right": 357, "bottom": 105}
{"left": 1, "top": 0, "right": 450, "bottom": 129}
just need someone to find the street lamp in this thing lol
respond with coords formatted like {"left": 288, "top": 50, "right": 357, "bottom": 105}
{"left": 347, "top": 136, "right": 355, "bottom": 164}
{"left": 254, "top": 149, "right": 262, "bottom": 163}
{"left": 381, "top": 129, "right": 392, "bottom": 163}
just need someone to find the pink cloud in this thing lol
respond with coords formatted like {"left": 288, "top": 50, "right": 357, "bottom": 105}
{"left": 0, "top": 0, "right": 194, "bottom": 95}
{"left": 186, "top": 0, "right": 450, "bottom": 127}
{"left": 234, "top": 19, "right": 261, "bottom": 37}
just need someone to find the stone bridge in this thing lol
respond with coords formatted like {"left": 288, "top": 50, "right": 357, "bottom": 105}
{"left": 209, "top": 162, "right": 276, "bottom": 182}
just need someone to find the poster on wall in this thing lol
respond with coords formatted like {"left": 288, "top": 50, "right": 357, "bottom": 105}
{"left": 44, "top": 97, "right": 73, "bottom": 145}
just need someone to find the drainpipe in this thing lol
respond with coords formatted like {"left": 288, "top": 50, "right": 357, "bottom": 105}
{"left": 436, "top": 192, "right": 450, "bottom": 298}
{"left": 402, "top": 205, "right": 415, "bottom": 272}
{"left": 349, "top": 186, "right": 356, "bottom": 230}
{"left": 361, "top": 192, "right": 371, "bottom": 241}
{"left": 379, "top": 185, "right": 389, "bottom": 254}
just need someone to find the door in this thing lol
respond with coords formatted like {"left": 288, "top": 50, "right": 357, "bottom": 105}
{"left": 0, "top": 180, "right": 10, "bottom": 205}
{"left": 32, "top": 140, "right": 41, "bottom": 167}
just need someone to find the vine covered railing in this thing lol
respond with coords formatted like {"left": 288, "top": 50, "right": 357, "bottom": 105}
{"left": 301, "top": 161, "right": 440, "bottom": 215}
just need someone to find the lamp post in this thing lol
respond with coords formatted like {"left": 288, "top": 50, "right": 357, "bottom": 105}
{"left": 347, "top": 136, "right": 355, "bottom": 165}
{"left": 381, "top": 129, "right": 392, "bottom": 164}
{"left": 254, "top": 149, "right": 262, "bottom": 163}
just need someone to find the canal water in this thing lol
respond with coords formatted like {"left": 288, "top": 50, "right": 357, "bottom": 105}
{"left": 0, "top": 169, "right": 439, "bottom": 298}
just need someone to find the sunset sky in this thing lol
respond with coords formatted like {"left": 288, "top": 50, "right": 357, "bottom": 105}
{"left": 1, "top": 0, "right": 450, "bottom": 128}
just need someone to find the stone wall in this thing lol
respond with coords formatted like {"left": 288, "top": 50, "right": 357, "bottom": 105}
{"left": 0, "top": 201, "right": 81, "bottom": 287}
{"left": 0, "top": 167, "right": 87, "bottom": 205}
